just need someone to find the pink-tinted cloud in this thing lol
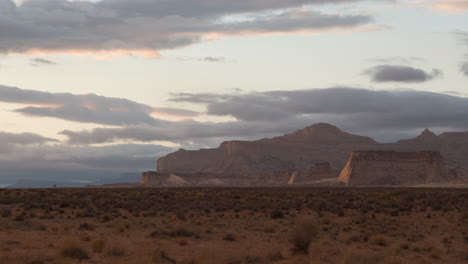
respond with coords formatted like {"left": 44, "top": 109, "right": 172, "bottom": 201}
{"left": 0, "top": 0, "right": 379, "bottom": 55}
{"left": 429, "top": 0, "right": 468, "bottom": 13}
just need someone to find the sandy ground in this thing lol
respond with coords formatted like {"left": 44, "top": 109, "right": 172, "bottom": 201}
{"left": 0, "top": 188, "right": 467, "bottom": 264}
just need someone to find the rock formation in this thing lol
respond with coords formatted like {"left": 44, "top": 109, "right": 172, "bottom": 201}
{"left": 157, "top": 123, "right": 468, "bottom": 175}
{"left": 337, "top": 151, "right": 465, "bottom": 186}
{"left": 157, "top": 123, "right": 378, "bottom": 174}
{"left": 142, "top": 162, "right": 339, "bottom": 187}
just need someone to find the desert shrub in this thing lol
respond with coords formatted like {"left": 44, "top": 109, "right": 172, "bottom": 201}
{"left": 369, "top": 234, "right": 390, "bottom": 247}
{"left": 400, "top": 243, "right": 410, "bottom": 250}
{"left": 14, "top": 213, "right": 26, "bottom": 221}
{"left": 266, "top": 251, "right": 284, "bottom": 261}
{"left": 60, "top": 245, "right": 89, "bottom": 260}
{"left": 91, "top": 239, "right": 105, "bottom": 253}
{"left": 176, "top": 211, "right": 186, "bottom": 221}
{"left": 1, "top": 208, "right": 11, "bottom": 218}
{"left": 178, "top": 239, "right": 189, "bottom": 246}
{"left": 290, "top": 217, "right": 319, "bottom": 254}
{"left": 342, "top": 252, "right": 400, "bottom": 264}
{"left": 459, "top": 250, "right": 468, "bottom": 260}
{"left": 263, "top": 225, "right": 275, "bottom": 233}
{"left": 27, "top": 257, "right": 50, "bottom": 264}
{"left": 270, "top": 210, "right": 284, "bottom": 219}
{"left": 149, "top": 230, "right": 159, "bottom": 238}
{"left": 412, "top": 241, "right": 434, "bottom": 252}
{"left": 241, "top": 255, "right": 264, "bottom": 264}
{"left": 79, "top": 222, "right": 94, "bottom": 231}
{"left": 107, "top": 246, "right": 126, "bottom": 257}
{"left": 223, "top": 233, "right": 237, "bottom": 242}
{"left": 170, "top": 228, "right": 196, "bottom": 238}
{"left": 151, "top": 249, "right": 176, "bottom": 264}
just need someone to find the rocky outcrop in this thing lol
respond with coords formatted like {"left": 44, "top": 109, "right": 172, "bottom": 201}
{"left": 156, "top": 123, "right": 468, "bottom": 175}
{"left": 142, "top": 162, "right": 339, "bottom": 187}
{"left": 337, "top": 151, "right": 465, "bottom": 186}
{"left": 141, "top": 171, "right": 190, "bottom": 187}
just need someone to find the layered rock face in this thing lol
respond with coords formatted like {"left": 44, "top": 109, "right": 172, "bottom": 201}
{"left": 142, "top": 162, "right": 339, "bottom": 187}
{"left": 337, "top": 151, "right": 463, "bottom": 186}
{"left": 157, "top": 123, "right": 468, "bottom": 174}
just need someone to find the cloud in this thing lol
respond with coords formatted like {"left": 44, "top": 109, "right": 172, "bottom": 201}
{"left": 366, "top": 56, "right": 424, "bottom": 64}
{"left": 61, "top": 87, "right": 468, "bottom": 144}
{"left": 0, "top": 142, "right": 174, "bottom": 184}
{"left": 430, "top": 0, "right": 468, "bottom": 13}
{"left": 0, "top": 85, "right": 198, "bottom": 125}
{"left": 462, "top": 61, "right": 468, "bottom": 76}
{"left": 452, "top": 30, "right": 468, "bottom": 44}
{"left": 0, "top": 0, "right": 379, "bottom": 55}
{"left": 0, "top": 130, "right": 57, "bottom": 153}
{"left": 0, "top": 131, "right": 56, "bottom": 145}
{"left": 30, "top": 57, "right": 56, "bottom": 66}
{"left": 365, "top": 65, "right": 442, "bottom": 83}
{"left": 59, "top": 121, "right": 285, "bottom": 145}
{"left": 198, "top": 57, "right": 229, "bottom": 63}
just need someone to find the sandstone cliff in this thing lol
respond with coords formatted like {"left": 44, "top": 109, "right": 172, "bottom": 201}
{"left": 142, "top": 162, "right": 339, "bottom": 187}
{"left": 337, "top": 151, "right": 465, "bottom": 186}
{"left": 157, "top": 123, "right": 468, "bottom": 174}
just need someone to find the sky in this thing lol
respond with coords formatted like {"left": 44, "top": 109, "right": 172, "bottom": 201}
{"left": 0, "top": 0, "right": 467, "bottom": 185}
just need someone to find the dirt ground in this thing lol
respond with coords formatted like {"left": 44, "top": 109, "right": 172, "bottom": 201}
{"left": 0, "top": 188, "right": 467, "bottom": 264}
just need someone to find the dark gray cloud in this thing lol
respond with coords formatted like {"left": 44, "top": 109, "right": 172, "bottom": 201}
{"left": 198, "top": 57, "right": 229, "bottom": 63}
{"left": 0, "top": 85, "right": 198, "bottom": 125}
{"left": 366, "top": 65, "right": 442, "bottom": 83}
{"left": 30, "top": 57, "right": 56, "bottom": 66}
{"left": 0, "top": 142, "right": 174, "bottom": 185}
{"left": 0, "top": 131, "right": 56, "bottom": 145}
{"left": 0, "top": 0, "right": 378, "bottom": 54}
{"left": 99, "top": 0, "right": 375, "bottom": 18}
{"left": 60, "top": 121, "right": 294, "bottom": 145}
{"left": 461, "top": 61, "right": 468, "bottom": 76}
{"left": 0, "top": 131, "right": 57, "bottom": 153}
{"left": 62, "top": 87, "right": 468, "bottom": 145}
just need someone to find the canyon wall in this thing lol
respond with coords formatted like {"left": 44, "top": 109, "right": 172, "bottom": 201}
{"left": 337, "top": 151, "right": 463, "bottom": 186}
{"left": 142, "top": 162, "right": 339, "bottom": 187}
{"left": 156, "top": 124, "right": 468, "bottom": 175}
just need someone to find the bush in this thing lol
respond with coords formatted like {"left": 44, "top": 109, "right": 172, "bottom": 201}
{"left": 369, "top": 234, "right": 389, "bottom": 247}
{"left": 1, "top": 208, "right": 11, "bottom": 218}
{"left": 27, "top": 259, "right": 46, "bottom": 264}
{"left": 290, "top": 218, "right": 319, "bottom": 254}
{"left": 343, "top": 253, "right": 388, "bottom": 264}
{"left": 107, "top": 246, "right": 126, "bottom": 257}
{"left": 91, "top": 239, "right": 105, "bottom": 253}
{"left": 60, "top": 245, "right": 89, "bottom": 260}
{"left": 222, "top": 233, "right": 236, "bottom": 242}
{"left": 79, "top": 222, "right": 95, "bottom": 231}
{"left": 270, "top": 210, "right": 284, "bottom": 219}
{"left": 170, "top": 228, "right": 195, "bottom": 238}
{"left": 14, "top": 214, "right": 25, "bottom": 221}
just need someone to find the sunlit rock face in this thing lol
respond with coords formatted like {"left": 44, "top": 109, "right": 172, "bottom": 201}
{"left": 337, "top": 151, "right": 464, "bottom": 186}
{"left": 142, "top": 162, "right": 339, "bottom": 187}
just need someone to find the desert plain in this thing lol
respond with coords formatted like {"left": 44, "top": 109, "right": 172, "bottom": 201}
{"left": 0, "top": 187, "right": 467, "bottom": 264}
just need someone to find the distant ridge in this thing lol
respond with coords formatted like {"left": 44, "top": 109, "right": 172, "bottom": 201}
{"left": 156, "top": 123, "right": 468, "bottom": 174}
{"left": 276, "top": 123, "right": 377, "bottom": 144}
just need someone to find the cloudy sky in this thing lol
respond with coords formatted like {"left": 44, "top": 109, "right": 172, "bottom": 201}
{"left": 0, "top": 0, "right": 467, "bottom": 185}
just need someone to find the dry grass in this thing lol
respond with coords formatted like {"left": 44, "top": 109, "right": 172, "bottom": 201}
{"left": 0, "top": 187, "right": 466, "bottom": 263}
